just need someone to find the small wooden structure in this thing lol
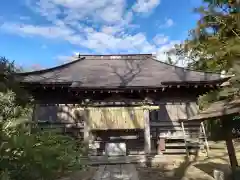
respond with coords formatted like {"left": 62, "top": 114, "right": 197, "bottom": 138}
{"left": 18, "top": 54, "right": 228, "bottom": 156}
{"left": 188, "top": 98, "right": 240, "bottom": 179}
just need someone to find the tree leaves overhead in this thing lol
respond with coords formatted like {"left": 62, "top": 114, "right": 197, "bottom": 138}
{"left": 169, "top": 0, "right": 240, "bottom": 107}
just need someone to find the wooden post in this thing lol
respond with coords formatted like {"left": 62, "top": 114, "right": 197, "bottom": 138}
{"left": 83, "top": 108, "right": 93, "bottom": 156}
{"left": 144, "top": 109, "right": 151, "bottom": 154}
{"left": 226, "top": 137, "right": 238, "bottom": 171}
{"left": 83, "top": 109, "right": 91, "bottom": 144}
{"left": 222, "top": 118, "right": 239, "bottom": 174}
{"left": 83, "top": 121, "right": 90, "bottom": 143}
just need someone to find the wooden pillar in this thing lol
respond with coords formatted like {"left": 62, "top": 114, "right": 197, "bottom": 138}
{"left": 222, "top": 118, "right": 239, "bottom": 173}
{"left": 83, "top": 108, "right": 93, "bottom": 156}
{"left": 226, "top": 137, "right": 238, "bottom": 169}
{"left": 83, "top": 109, "right": 91, "bottom": 143}
{"left": 84, "top": 121, "right": 91, "bottom": 144}
{"left": 144, "top": 109, "right": 151, "bottom": 154}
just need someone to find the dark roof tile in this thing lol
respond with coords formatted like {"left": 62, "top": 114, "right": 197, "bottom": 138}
{"left": 18, "top": 54, "right": 224, "bottom": 87}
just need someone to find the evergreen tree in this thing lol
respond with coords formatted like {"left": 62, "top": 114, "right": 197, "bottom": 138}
{"left": 170, "top": 0, "right": 240, "bottom": 107}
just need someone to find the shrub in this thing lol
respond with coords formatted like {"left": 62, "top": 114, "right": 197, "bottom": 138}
{"left": 0, "top": 126, "right": 86, "bottom": 180}
{"left": 0, "top": 57, "right": 86, "bottom": 180}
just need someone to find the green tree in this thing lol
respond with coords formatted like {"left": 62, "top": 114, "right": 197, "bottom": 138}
{"left": 170, "top": 0, "right": 240, "bottom": 107}
{"left": 0, "top": 57, "right": 86, "bottom": 180}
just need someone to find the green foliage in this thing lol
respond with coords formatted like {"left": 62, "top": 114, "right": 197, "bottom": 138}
{"left": 0, "top": 91, "right": 31, "bottom": 124}
{"left": 0, "top": 126, "right": 85, "bottom": 180}
{"left": 0, "top": 57, "right": 31, "bottom": 107}
{"left": 169, "top": 0, "right": 240, "bottom": 108}
{"left": 0, "top": 57, "right": 86, "bottom": 180}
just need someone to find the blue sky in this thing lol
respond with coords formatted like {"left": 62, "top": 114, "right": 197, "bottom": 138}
{"left": 0, "top": 0, "right": 203, "bottom": 70}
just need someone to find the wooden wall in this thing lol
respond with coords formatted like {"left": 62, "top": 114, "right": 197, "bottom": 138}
{"left": 34, "top": 97, "right": 199, "bottom": 130}
{"left": 150, "top": 101, "right": 199, "bottom": 122}
{"left": 33, "top": 94, "right": 205, "bottom": 155}
{"left": 149, "top": 98, "right": 201, "bottom": 140}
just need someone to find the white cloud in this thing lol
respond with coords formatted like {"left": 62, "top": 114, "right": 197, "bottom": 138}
{"left": 101, "top": 26, "right": 122, "bottom": 35}
{"left": 0, "top": 0, "right": 183, "bottom": 62}
{"left": 100, "top": 4, "right": 125, "bottom": 23}
{"left": 159, "top": 18, "right": 174, "bottom": 28}
{"left": 1, "top": 22, "right": 84, "bottom": 45}
{"left": 155, "top": 40, "right": 187, "bottom": 67}
{"left": 153, "top": 34, "right": 169, "bottom": 45}
{"left": 32, "top": 0, "right": 127, "bottom": 25}
{"left": 133, "top": 0, "right": 161, "bottom": 13}
{"left": 1, "top": 23, "right": 75, "bottom": 39}
{"left": 81, "top": 31, "right": 156, "bottom": 53}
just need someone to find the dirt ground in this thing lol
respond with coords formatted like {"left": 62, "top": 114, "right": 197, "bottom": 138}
{"left": 59, "top": 141, "right": 240, "bottom": 180}
{"left": 136, "top": 141, "right": 240, "bottom": 180}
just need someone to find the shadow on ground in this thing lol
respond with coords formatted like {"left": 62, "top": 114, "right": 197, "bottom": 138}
{"left": 137, "top": 141, "right": 240, "bottom": 180}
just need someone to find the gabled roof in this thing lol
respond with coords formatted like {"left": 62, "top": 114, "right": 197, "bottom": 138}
{"left": 18, "top": 54, "right": 226, "bottom": 88}
{"left": 188, "top": 98, "right": 240, "bottom": 121}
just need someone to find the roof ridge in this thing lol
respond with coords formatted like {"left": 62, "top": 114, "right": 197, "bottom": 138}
{"left": 149, "top": 56, "right": 222, "bottom": 76}
{"left": 80, "top": 53, "right": 152, "bottom": 56}
{"left": 17, "top": 57, "right": 85, "bottom": 75}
